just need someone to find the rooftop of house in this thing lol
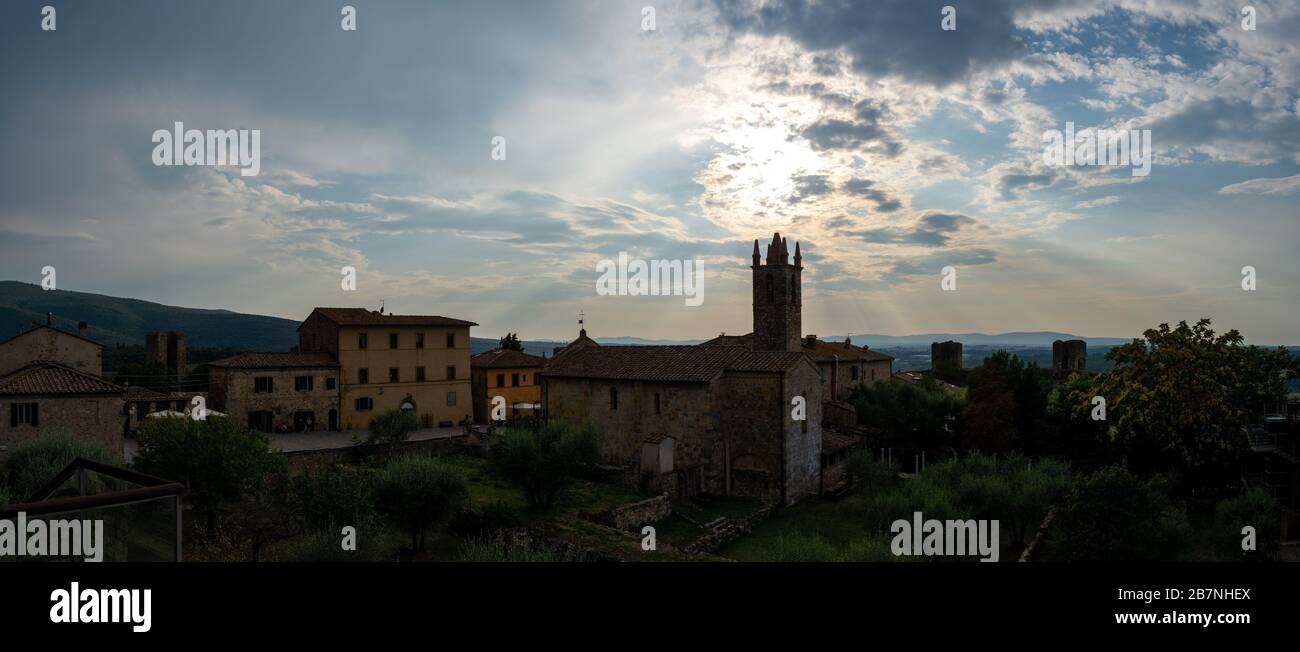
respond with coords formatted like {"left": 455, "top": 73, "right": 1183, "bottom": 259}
{"left": 543, "top": 344, "right": 808, "bottom": 383}
{"left": 0, "top": 361, "right": 123, "bottom": 396}
{"left": 207, "top": 352, "right": 339, "bottom": 369}
{"left": 700, "top": 332, "right": 894, "bottom": 362}
{"left": 0, "top": 322, "right": 103, "bottom": 349}
{"left": 304, "top": 307, "right": 478, "bottom": 328}
{"left": 471, "top": 348, "right": 546, "bottom": 369}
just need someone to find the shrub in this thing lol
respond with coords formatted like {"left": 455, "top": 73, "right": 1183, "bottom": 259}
{"left": 843, "top": 451, "right": 899, "bottom": 491}
{"left": 272, "top": 529, "right": 402, "bottom": 562}
{"left": 2, "top": 430, "right": 111, "bottom": 502}
{"left": 490, "top": 422, "right": 600, "bottom": 510}
{"left": 458, "top": 531, "right": 580, "bottom": 562}
{"left": 367, "top": 409, "right": 421, "bottom": 446}
{"left": 134, "top": 416, "right": 284, "bottom": 536}
{"left": 291, "top": 462, "right": 380, "bottom": 534}
{"left": 1049, "top": 465, "right": 1189, "bottom": 561}
{"left": 375, "top": 456, "right": 469, "bottom": 551}
{"left": 1213, "top": 489, "right": 1280, "bottom": 561}
{"left": 450, "top": 500, "right": 520, "bottom": 539}
{"left": 0, "top": 485, "right": 10, "bottom": 507}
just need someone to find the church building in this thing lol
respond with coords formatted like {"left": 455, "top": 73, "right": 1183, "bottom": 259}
{"left": 542, "top": 233, "right": 826, "bottom": 505}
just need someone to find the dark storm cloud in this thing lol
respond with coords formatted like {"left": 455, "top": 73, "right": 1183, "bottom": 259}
{"left": 836, "top": 210, "right": 977, "bottom": 248}
{"left": 712, "top": 0, "right": 1028, "bottom": 87}
{"left": 841, "top": 178, "right": 902, "bottom": 212}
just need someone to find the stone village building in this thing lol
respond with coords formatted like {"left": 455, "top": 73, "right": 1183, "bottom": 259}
{"left": 209, "top": 308, "right": 477, "bottom": 433}
{"left": 0, "top": 322, "right": 125, "bottom": 461}
{"left": 543, "top": 233, "right": 885, "bottom": 505}
{"left": 471, "top": 348, "right": 545, "bottom": 423}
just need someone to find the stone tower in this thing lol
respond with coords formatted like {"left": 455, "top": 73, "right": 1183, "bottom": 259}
{"left": 1052, "top": 339, "right": 1087, "bottom": 374}
{"left": 931, "top": 340, "right": 963, "bottom": 372}
{"left": 146, "top": 331, "right": 187, "bottom": 381}
{"left": 751, "top": 232, "right": 802, "bottom": 352}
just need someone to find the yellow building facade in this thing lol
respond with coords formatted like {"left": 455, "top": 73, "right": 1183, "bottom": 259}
{"left": 470, "top": 349, "right": 545, "bottom": 423}
{"left": 298, "top": 308, "right": 476, "bottom": 431}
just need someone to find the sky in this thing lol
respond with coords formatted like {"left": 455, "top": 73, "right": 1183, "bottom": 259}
{"left": 1, "top": 0, "right": 1297, "bottom": 343}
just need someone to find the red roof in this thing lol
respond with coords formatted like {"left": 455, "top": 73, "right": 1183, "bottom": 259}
{"left": 471, "top": 349, "right": 546, "bottom": 369}
{"left": 0, "top": 361, "right": 123, "bottom": 396}
{"left": 304, "top": 307, "right": 477, "bottom": 328}
{"left": 208, "top": 352, "right": 339, "bottom": 369}
{"left": 543, "top": 345, "right": 811, "bottom": 382}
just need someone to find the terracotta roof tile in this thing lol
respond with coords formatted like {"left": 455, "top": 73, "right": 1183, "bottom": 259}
{"left": 544, "top": 345, "right": 747, "bottom": 383}
{"left": 0, "top": 362, "right": 123, "bottom": 396}
{"left": 471, "top": 349, "right": 546, "bottom": 369}
{"left": 306, "top": 307, "right": 477, "bottom": 328}
{"left": 207, "top": 352, "right": 339, "bottom": 369}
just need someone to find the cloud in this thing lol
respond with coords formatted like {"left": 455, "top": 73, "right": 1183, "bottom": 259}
{"left": 1217, "top": 174, "right": 1300, "bottom": 196}
{"left": 1075, "top": 195, "right": 1121, "bottom": 209}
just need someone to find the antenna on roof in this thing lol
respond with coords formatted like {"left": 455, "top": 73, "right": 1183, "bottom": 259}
{"left": 378, "top": 299, "right": 385, "bottom": 315}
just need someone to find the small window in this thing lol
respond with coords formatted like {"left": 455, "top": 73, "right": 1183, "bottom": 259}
{"left": 416, "top": 367, "right": 426, "bottom": 382}
{"left": 654, "top": 392, "right": 661, "bottom": 415}
{"left": 10, "top": 402, "right": 39, "bottom": 427}
{"left": 609, "top": 387, "right": 619, "bottom": 410}
{"left": 446, "top": 391, "right": 457, "bottom": 407}
{"left": 325, "top": 377, "right": 337, "bottom": 390}
{"left": 416, "top": 333, "right": 425, "bottom": 349}
{"left": 295, "top": 375, "right": 313, "bottom": 391}
{"left": 766, "top": 274, "right": 774, "bottom": 303}
{"left": 446, "top": 333, "right": 455, "bottom": 348}
{"left": 446, "top": 365, "right": 456, "bottom": 380}
{"left": 254, "top": 377, "right": 274, "bottom": 393}
{"left": 851, "top": 366, "right": 859, "bottom": 381}
{"left": 511, "top": 373, "right": 520, "bottom": 387}
{"left": 358, "top": 368, "right": 369, "bottom": 384}
{"left": 358, "top": 333, "right": 368, "bottom": 350}
{"left": 496, "top": 373, "right": 505, "bottom": 387}
{"left": 389, "top": 333, "right": 399, "bottom": 349}
{"left": 389, "top": 368, "right": 399, "bottom": 383}
{"left": 355, "top": 397, "right": 374, "bottom": 411}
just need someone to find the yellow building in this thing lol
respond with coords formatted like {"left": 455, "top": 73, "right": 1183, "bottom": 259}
{"left": 298, "top": 308, "right": 476, "bottom": 431}
{"left": 470, "top": 348, "right": 545, "bottom": 423}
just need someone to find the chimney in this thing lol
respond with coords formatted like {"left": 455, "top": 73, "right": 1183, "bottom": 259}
{"left": 78, "top": 321, "right": 89, "bottom": 338}
{"left": 804, "top": 335, "right": 817, "bottom": 348}
{"left": 46, "top": 312, "right": 52, "bottom": 326}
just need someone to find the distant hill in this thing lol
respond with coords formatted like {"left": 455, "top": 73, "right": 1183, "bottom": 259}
{"left": 0, "top": 281, "right": 301, "bottom": 350}
{"left": 0, "top": 281, "right": 563, "bottom": 356}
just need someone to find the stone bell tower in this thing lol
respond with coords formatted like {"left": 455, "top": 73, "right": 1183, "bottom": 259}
{"left": 751, "top": 232, "right": 802, "bottom": 352}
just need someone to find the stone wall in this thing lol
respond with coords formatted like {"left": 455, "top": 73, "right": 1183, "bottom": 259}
{"left": 0, "top": 328, "right": 101, "bottom": 377}
{"left": 209, "top": 365, "right": 340, "bottom": 432}
{"left": 587, "top": 494, "right": 672, "bottom": 531}
{"left": 0, "top": 395, "right": 125, "bottom": 461}
{"left": 282, "top": 433, "right": 469, "bottom": 471}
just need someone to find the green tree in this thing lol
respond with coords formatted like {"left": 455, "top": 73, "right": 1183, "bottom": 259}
{"left": 490, "top": 421, "right": 600, "bottom": 510}
{"left": 1049, "top": 465, "right": 1189, "bottom": 561}
{"left": 850, "top": 378, "right": 961, "bottom": 452}
{"left": 367, "top": 409, "right": 420, "bottom": 446}
{"left": 498, "top": 333, "right": 523, "bottom": 351}
{"left": 2, "top": 430, "right": 112, "bottom": 502}
{"left": 374, "top": 456, "right": 469, "bottom": 552}
{"left": 1082, "top": 319, "right": 1296, "bottom": 485}
{"left": 133, "top": 416, "right": 284, "bottom": 536}
{"left": 1213, "top": 489, "right": 1280, "bottom": 561}
{"left": 960, "top": 351, "right": 1050, "bottom": 455}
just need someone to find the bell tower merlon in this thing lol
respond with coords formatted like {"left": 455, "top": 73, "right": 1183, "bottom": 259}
{"left": 751, "top": 232, "right": 803, "bottom": 352}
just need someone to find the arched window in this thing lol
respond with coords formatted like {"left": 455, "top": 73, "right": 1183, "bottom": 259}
{"left": 790, "top": 276, "right": 795, "bottom": 302}
{"left": 765, "top": 274, "right": 774, "bottom": 303}
{"left": 609, "top": 387, "right": 619, "bottom": 410}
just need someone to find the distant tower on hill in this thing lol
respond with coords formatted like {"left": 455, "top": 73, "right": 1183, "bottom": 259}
{"left": 752, "top": 232, "right": 802, "bottom": 352}
{"left": 1052, "top": 339, "right": 1087, "bottom": 374}
{"left": 931, "top": 340, "right": 963, "bottom": 372}
{"left": 146, "top": 331, "right": 187, "bottom": 381}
